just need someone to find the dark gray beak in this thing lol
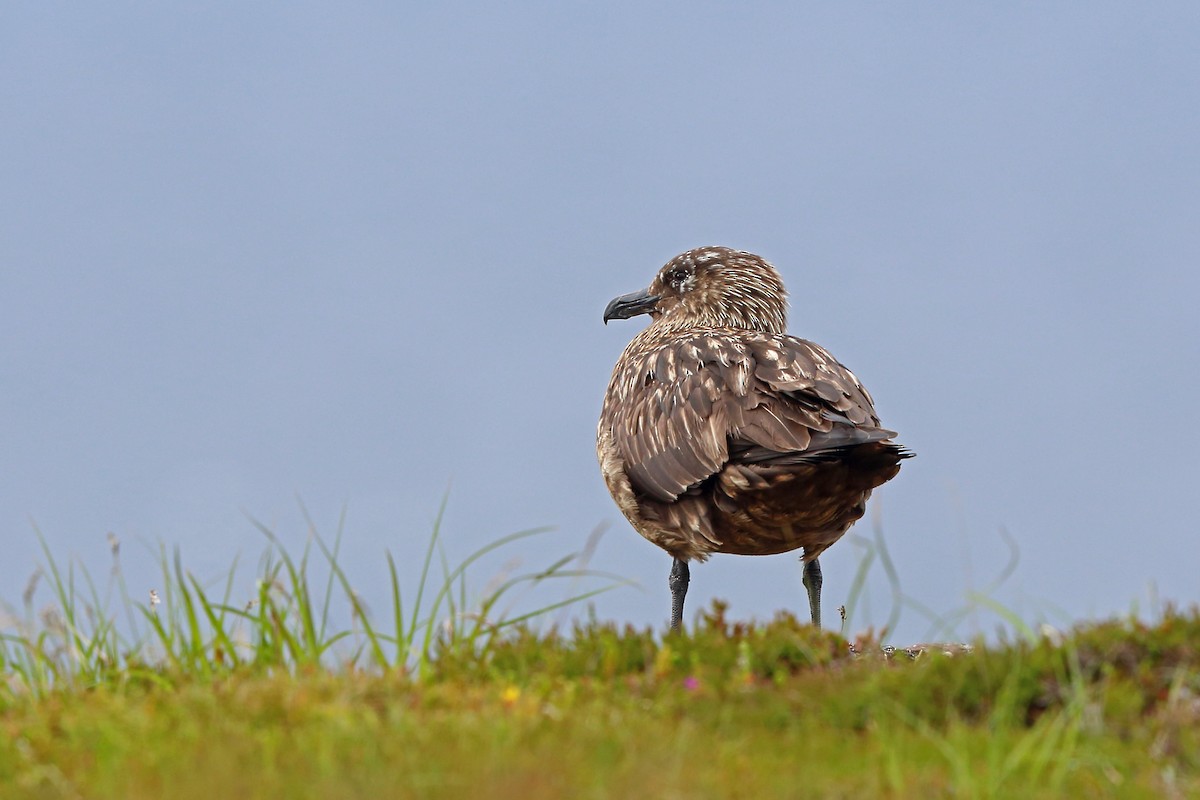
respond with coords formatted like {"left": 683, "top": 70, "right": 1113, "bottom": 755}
{"left": 603, "top": 288, "right": 660, "bottom": 324}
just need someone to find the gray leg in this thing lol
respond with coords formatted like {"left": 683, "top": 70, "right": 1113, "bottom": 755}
{"left": 668, "top": 558, "right": 690, "bottom": 632}
{"left": 802, "top": 558, "right": 823, "bottom": 628}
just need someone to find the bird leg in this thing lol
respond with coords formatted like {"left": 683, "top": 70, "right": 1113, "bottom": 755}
{"left": 802, "top": 557, "right": 823, "bottom": 628}
{"left": 668, "top": 558, "right": 690, "bottom": 632}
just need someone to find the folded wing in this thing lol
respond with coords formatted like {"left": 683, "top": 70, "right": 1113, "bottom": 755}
{"left": 607, "top": 332, "right": 900, "bottom": 503}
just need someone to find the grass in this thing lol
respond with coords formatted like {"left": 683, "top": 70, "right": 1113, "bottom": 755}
{"left": 2, "top": 511, "right": 1198, "bottom": 799}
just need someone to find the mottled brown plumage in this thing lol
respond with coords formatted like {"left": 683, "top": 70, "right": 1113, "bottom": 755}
{"left": 598, "top": 246, "right": 911, "bottom": 630}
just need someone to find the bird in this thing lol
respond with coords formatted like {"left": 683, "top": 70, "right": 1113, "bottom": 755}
{"left": 597, "top": 246, "right": 911, "bottom": 632}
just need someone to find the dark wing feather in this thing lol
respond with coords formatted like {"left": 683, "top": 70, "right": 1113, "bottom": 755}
{"left": 607, "top": 332, "right": 893, "bottom": 503}
{"left": 740, "top": 337, "right": 894, "bottom": 459}
{"left": 607, "top": 338, "right": 732, "bottom": 502}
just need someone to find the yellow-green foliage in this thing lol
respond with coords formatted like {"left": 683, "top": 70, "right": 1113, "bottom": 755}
{"left": 2, "top": 525, "right": 1198, "bottom": 798}
{"left": 3, "top": 607, "right": 1199, "bottom": 799}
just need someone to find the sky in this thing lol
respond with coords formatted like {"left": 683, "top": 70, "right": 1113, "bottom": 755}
{"left": 3, "top": 3, "right": 1198, "bottom": 645}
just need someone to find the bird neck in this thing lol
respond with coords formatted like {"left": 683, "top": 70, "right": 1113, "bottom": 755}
{"left": 646, "top": 307, "right": 787, "bottom": 338}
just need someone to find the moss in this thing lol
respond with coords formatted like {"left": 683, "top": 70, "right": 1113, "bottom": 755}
{"left": 3, "top": 605, "right": 1199, "bottom": 798}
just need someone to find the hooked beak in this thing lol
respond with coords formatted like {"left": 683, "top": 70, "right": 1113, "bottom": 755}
{"left": 603, "top": 288, "right": 660, "bottom": 324}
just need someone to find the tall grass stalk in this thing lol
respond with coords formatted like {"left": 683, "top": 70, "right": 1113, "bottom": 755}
{"left": 842, "top": 515, "right": 1024, "bottom": 646}
{"left": 0, "top": 507, "right": 624, "bottom": 695}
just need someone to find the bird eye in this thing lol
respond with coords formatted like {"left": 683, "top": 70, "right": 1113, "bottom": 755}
{"left": 666, "top": 268, "right": 690, "bottom": 288}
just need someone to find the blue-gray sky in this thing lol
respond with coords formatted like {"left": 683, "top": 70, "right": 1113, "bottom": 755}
{"left": 3, "top": 4, "right": 1198, "bottom": 643}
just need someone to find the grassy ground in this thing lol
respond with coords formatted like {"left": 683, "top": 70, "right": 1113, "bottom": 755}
{"left": 2, "top": 522, "right": 1198, "bottom": 799}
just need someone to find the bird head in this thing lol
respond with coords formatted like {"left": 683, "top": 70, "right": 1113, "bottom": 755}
{"left": 603, "top": 246, "right": 788, "bottom": 334}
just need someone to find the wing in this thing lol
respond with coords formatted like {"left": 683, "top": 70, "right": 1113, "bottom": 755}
{"left": 603, "top": 331, "right": 894, "bottom": 503}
